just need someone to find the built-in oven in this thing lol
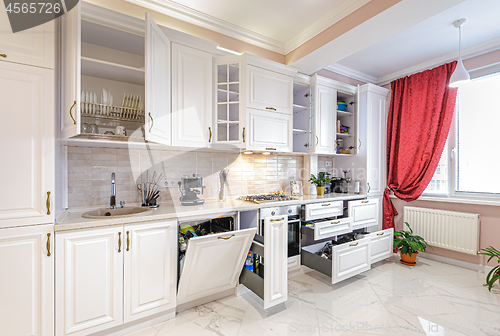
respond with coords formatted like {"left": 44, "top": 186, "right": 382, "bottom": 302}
{"left": 259, "top": 205, "right": 301, "bottom": 257}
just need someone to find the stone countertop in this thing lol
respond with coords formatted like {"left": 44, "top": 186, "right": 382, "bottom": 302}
{"left": 55, "top": 193, "right": 367, "bottom": 232}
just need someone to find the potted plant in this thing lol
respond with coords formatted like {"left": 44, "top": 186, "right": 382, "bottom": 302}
{"left": 393, "top": 222, "right": 429, "bottom": 265}
{"left": 478, "top": 246, "right": 500, "bottom": 291}
{"left": 309, "top": 172, "right": 332, "bottom": 196}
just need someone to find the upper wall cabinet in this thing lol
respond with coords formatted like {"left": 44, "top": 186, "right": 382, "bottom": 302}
{"left": 214, "top": 54, "right": 297, "bottom": 152}
{"left": 171, "top": 43, "right": 212, "bottom": 148}
{"left": 0, "top": 9, "right": 55, "bottom": 69}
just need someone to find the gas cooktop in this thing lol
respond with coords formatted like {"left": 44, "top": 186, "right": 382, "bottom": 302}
{"left": 238, "top": 194, "right": 298, "bottom": 204}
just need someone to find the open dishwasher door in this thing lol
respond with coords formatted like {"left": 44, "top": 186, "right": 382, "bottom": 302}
{"left": 177, "top": 228, "right": 257, "bottom": 305}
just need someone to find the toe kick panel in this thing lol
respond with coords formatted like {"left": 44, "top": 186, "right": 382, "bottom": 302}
{"left": 177, "top": 228, "right": 256, "bottom": 305}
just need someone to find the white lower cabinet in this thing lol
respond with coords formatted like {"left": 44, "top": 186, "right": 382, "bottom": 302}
{"left": 56, "top": 220, "right": 177, "bottom": 336}
{"left": 367, "top": 228, "right": 394, "bottom": 264}
{"left": 124, "top": 221, "right": 177, "bottom": 323}
{"left": 348, "top": 198, "right": 379, "bottom": 230}
{"left": 55, "top": 226, "right": 123, "bottom": 336}
{"left": 0, "top": 224, "right": 54, "bottom": 336}
{"left": 332, "top": 238, "right": 371, "bottom": 283}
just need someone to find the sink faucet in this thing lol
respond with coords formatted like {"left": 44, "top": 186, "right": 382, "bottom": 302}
{"left": 110, "top": 172, "right": 116, "bottom": 209}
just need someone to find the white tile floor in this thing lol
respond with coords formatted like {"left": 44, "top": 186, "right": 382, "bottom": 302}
{"left": 125, "top": 256, "right": 500, "bottom": 336}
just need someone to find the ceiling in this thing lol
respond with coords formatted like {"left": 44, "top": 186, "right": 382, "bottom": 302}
{"left": 125, "top": 0, "right": 370, "bottom": 54}
{"left": 333, "top": 0, "right": 500, "bottom": 84}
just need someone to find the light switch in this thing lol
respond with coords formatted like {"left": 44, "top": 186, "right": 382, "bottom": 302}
{"left": 325, "top": 161, "right": 333, "bottom": 167}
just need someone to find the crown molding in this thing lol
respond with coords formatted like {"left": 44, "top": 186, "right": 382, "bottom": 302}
{"left": 325, "top": 63, "right": 377, "bottom": 84}
{"left": 284, "top": 0, "right": 370, "bottom": 54}
{"left": 375, "top": 36, "right": 500, "bottom": 86}
{"left": 124, "top": 0, "right": 285, "bottom": 54}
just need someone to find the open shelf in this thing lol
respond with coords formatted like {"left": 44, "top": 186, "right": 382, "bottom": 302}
{"left": 78, "top": 133, "right": 145, "bottom": 141}
{"left": 293, "top": 129, "right": 308, "bottom": 133}
{"left": 81, "top": 57, "right": 145, "bottom": 85}
{"left": 337, "top": 110, "right": 353, "bottom": 117}
{"left": 336, "top": 133, "right": 353, "bottom": 137}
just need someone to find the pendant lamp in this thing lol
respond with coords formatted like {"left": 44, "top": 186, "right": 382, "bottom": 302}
{"left": 449, "top": 18, "right": 470, "bottom": 87}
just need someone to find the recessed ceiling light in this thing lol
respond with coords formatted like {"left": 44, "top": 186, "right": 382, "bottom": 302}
{"left": 263, "top": 152, "right": 271, "bottom": 155}
{"left": 243, "top": 151, "right": 253, "bottom": 155}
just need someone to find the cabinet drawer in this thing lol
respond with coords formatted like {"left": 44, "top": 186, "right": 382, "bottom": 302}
{"left": 348, "top": 199, "right": 379, "bottom": 230}
{"left": 314, "top": 217, "right": 353, "bottom": 240}
{"left": 248, "top": 65, "right": 293, "bottom": 114}
{"left": 301, "top": 237, "right": 371, "bottom": 284}
{"left": 367, "top": 228, "right": 393, "bottom": 264}
{"left": 304, "top": 201, "right": 343, "bottom": 221}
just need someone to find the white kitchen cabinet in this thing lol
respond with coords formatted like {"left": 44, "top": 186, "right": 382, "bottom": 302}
{"left": 312, "top": 82, "right": 336, "bottom": 154}
{"left": 348, "top": 198, "right": 380, "bottom": 230}
{"left": 292, "top": 74, "right": 312, "bottom": 153}
{"left": 177, "top": 228, "right": 256, "bottom": 305}
{"left": 145, "top": 13, "right": 172, "bottom": 146}
{"left": 303, "top": 201, "right": 343, "bottom": 221}
{"left": 367, "top": 228, "right": 394, "bottom": 264}
{"left": 0, "top": 224, "right": 54, "bottom": 336}
{"left": 248, "top": 65, "right": 293, "bottom": 114}
{"left": 55, "top": 226, "right": 123, "bottom": 336}
{"left": 171, "top": 43, "right": 212, "bottom": 148}
{"left": 246, "top": 108, "right": 292, "bottom": 152}
{"left": 124, "top": 220, "right": 177, "bottom": 323}
{"left": 0, "top": 9, "right": 55, "bottom": 69}
{"left": 306, "top": 217, "right": 353, "bottom": 241}
{"left": 0, "top": 61, "right": 54, "bottom": 228}
{"left": 213, "top": 54, "right": 297, "bottom": 152}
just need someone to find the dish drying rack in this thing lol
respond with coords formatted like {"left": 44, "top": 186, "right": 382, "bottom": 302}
{"left": 81, "top": 102, "right": 145, "bottom": 122}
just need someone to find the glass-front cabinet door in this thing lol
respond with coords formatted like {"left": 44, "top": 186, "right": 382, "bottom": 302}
{"left": 214, "top": 56, "right": 246, "bottom": 147}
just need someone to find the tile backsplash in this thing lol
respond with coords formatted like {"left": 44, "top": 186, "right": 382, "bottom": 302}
{"left": 67, "top": 147, "right": 306, "bottom": 208}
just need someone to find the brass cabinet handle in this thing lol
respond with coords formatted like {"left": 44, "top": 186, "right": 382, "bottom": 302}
{"left": 266, "top": 148, "right": 276, "bottom": 151}
{"left": 331, "top": 221, "right": 340, "bottom": 225}
{"left": 46, "top": 233, "right": 51, "bottom": 257}
{"left": 367, "top": 183, "right": 371, "bottom": 193}
{"left": 350, "top": 242, "right": 359, "bottom": 247}
{"left": 0, "top": 54, "right": 6, "bottom": 58}
{"left": 242, "top": 127, "right": 245, "bottom": 143}
{"left": 208, "top": 127, "right": 212, "bottom": 143}
{"left": 358, "top": 138, "right": 362, "bottom": 149}
{"left": 69, "top": 101, "right": 76, "bottom": 125}
{"left": 148, "top": 113, "right": 153, "bottom": 133}
{"left": 126, "top": 231, "right": 130, "bottom": 251}
{"left": 377, "top": 232, "right": 384, "bottom": 236}
{"left": 218, "top": 234, "right": 235, "bottom": 240}
{"left": 362, "top": 200, "right": 369, "bottom": 204}
{"left": 322, "top": 203, "right": 331, "bottom": 206}
{"left": 266, "top": 107, "right": 276, "bottom": 111}
{"left": 270, "top": 217, "right": 285, "bottom": 222}
{"left": 46, "top": 191, "right": 51, "bottom": 215}
{"left": 118, "top": 232, "right": 122, "bottom": 253}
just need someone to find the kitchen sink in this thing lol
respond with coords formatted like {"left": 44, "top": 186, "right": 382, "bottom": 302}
{"left": 82, "top": 207, "right": 152, "bottom": 219}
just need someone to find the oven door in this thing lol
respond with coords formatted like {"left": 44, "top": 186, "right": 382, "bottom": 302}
{"left": 287, "top": 216, "right": 300, "bottom": 257}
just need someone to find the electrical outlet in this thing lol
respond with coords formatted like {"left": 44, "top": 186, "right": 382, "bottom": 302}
{"left": 164, "top": 180, "right": 179, "bottom": 188}
{"left": 325, "top": 161, "right": 333, "bottom": 167}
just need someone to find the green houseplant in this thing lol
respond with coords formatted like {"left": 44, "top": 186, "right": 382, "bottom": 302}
{"left": 393, "top": 222, "right": 429, "bottom": 265}
{"left": 477, "top": 246, "right": 500, "bottom": 291}
{"left": 309, "top": 172, "right": 332, "bottom": 196}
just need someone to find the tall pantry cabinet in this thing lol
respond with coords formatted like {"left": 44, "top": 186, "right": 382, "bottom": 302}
{"left": 0, "top": 11, "right": 56, "bottom": 336}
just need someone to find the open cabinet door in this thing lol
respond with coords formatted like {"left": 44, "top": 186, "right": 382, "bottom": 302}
{"left": 60, "top": 2, "right": 81, "bottom": 139}
{"left": 145, "top": 13, "right": 171, "bottom": 145}
{"left": 177, "top": 228, "right": 256, "bottom": 305}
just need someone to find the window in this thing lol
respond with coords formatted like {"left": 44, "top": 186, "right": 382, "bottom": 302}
{"left": 423, "top": 71, "right": 500, "bottom": 198}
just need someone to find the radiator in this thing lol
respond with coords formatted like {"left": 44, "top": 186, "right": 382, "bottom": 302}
{"left": 403, "top": 206, "right": 480, "bottom": 255}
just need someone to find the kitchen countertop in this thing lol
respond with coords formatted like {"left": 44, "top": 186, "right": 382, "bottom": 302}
{"left": 55, "top": 193, "right": 367, "bottom": 232}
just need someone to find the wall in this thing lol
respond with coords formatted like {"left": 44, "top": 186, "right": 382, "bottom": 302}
{"left": 391, "top": 198, "right": 500, "bottom": 267}
{"left": 67, "top": 146, "right": 306, "bottom": 208}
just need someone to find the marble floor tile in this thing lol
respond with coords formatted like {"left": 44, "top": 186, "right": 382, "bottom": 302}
{"left": 123, "top": 256, "right": 500, "bottom": 336}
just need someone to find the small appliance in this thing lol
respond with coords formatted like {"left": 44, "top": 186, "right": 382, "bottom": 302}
{"left": 178, "top": 174, "right": 205, "bottom": 206}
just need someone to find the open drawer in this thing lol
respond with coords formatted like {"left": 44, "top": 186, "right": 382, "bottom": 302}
{"left": 177, "top": 228, "right": 257, "bottom": 305}
{"left": 303, "top": 201, "right": 343, "bottom": 221}
{"left": 366, "top": 228, "right": 393, "bottom": 264}
{"left": 348, "top": 199, "right": 379, "bottom": 230}
{"left": 240, "top": 215, "right": 288, "bottom": 309}
{"left": 301, "top": 236, "right": 371, "bottom": 284}
{"left": 302, "top": 217, "right": 353, "bottom": 240}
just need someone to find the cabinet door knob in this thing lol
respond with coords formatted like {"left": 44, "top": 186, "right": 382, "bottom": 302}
{"left": 367, "top": 183, "right": 371, "bottom": 193}
{"left": 218, "top": 234, "right": 235, "bottom": 240}
{"left": 362, "top": 200, "right": 369, "bottom": 204}
{"left": 321, "top": 203, "right": 331, "bottom": 207}
{"left": 349, "top": 242, "right": 359, "bottom": 247}
{"left": 242, "top": 127, "right": 245, "bottom": 143}
{"left": 69, "top": 101, "right": 76, "bottom": 125}
{"left": 331, "top": 221, "right": 340, "bottom": 225}
{"left": 266, "top": 107, "right": 276, "bottom": 111}
{"left": 270, "top": 217, "right": 285, "bottom": 222}
{"left": 0, "top": 54, "right": 6, "bottom": 58}
{"left": 126, "top": 231, "right": 130, "bottom": 251}
{"left": 377, "top": 232, "right": 384, "bottom": 236}
{"left": 358, "top": 138, "right": 362, "bottom": 149}
{"left": 148, "top": 113, "right": 154, "bottom": 133}
{"left": 118, "top": 232, "right": 122, "bottom": 253}
{"left": 46, "top": 191, "right": 51, "bottom": 215}
{"left": 46, "top": 233, "right": 51, "bottom": 257}
{"left": 208, "top": 127, "right": 212, "bottom": 143}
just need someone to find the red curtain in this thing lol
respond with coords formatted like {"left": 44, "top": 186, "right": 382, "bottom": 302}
{"left": 383, "top": 62, "right": 458, "bottom": 229}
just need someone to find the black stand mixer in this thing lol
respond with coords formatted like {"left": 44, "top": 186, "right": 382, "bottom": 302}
{"left": 178, "top": 174, "right": 206, "bottom": 206}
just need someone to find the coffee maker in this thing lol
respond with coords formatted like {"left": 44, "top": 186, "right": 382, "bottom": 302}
{"left": 178, "top": 174, "right": 205, "bottom": 206}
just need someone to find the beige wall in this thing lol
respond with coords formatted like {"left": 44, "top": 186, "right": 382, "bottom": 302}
{"left": 67, "top": 147, "right": 306, "bottom": 208}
